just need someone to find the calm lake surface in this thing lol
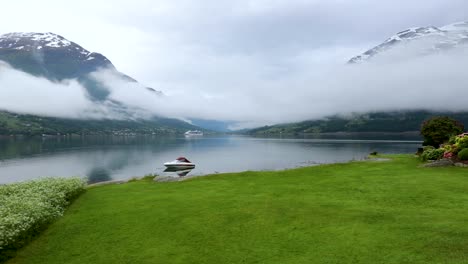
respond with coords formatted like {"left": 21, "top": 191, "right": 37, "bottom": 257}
{"left": 0, "top": 135, "right": 422, "bottom": 184}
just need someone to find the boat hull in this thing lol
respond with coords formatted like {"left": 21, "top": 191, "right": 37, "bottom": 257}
{"left": 163, "top": 163, "right": 195, "bottom": 169}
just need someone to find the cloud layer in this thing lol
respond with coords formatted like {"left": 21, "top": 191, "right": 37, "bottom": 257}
{"left": 1, "top": 47, "right": 468, "bottom": 130}
{"left": 1, "top": 1, "right": 468, "bottom": 129}
{"left": 1, "top": 0, "right": 468, "bottom": 85}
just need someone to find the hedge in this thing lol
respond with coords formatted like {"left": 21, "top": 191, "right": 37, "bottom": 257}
{"left": 0, "top": 177, "right": 86, "bottom": 260}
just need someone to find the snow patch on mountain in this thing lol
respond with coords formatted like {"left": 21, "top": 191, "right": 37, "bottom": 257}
{"left": 0, "top": 32, "right": 93, "bottom": 57}
{"left": 0, "top": 31, "right": 162, "bottom": 100}
{"left": 441, "top": 21, "right": 468, "bottom": 32}
{"left": 349, "top": 21, "right": 468, "bottom": 63}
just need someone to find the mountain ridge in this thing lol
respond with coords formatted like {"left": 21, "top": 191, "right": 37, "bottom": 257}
{"left": 248, "top": 21, "right": 468, "bottom": 134}
{"left": 0, "top": 110, "right": 202, "bottom": 136}
{"left": 0, "top": 32, "right": 204, "bottom": 134}
{"left": 246, "top": 111, "right": 468, "bottom": 136}
{"left": 0, "top": 32, "right": 161, "bottom": 99}
{"left": 349, "top": 21, "right": 468, "bottom": 63}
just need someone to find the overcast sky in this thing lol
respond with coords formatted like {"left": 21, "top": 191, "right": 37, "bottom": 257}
{"left": 1, "top": 0, "right": 467, "bottom": 88}
{"left": 1, "top": 0, "right": 468, "bottom": 128}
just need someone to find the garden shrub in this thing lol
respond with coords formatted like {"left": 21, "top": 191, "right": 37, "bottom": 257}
{"left": 458, "top": 148, "right": 468, "bottom": 161}
{"left": 448, "top": 135, "right": 457, "bottom": 144}
{"left": 421, "top": 117, "right": 464, "bottom": 147}
{"left": 455, "top": 135, "right": 468, "bottom": 150}
{"left": 443, "top": 152, "right": 454, "bottom": 159}
{"left": 442, "top": 143, "right": 459, "bottom": 156}
{"left": 0, "top": 177, "right": 86, "bottom": 261}
{"left": 421, "top": 148, "right": 445, "bottom": 161}
{"left": 423, "top": 146, "right": 435, "bottom": 152}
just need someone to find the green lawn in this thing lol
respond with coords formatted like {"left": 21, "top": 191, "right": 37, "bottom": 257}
{"left": 6, "top": 155, "right": 468, "bottom": 264}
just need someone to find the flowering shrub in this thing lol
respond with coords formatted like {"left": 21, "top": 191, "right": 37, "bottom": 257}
{"left": 443, "top": 151, "right": 455, "bottom": 159}
{"left": 442, "top": 143, "right": 459, "bottom": 154}
{"left": 0, "top": 177, "right": 85, "bottom": 259}
{"left": 438, "top": 133, "right": 468, "bottom": 161}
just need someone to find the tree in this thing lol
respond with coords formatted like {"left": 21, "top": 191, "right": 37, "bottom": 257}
{"left": 421, "top": 117, "right": 464, "bottom": 147}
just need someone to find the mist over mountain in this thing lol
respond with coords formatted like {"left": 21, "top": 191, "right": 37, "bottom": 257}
{"left": 248, "top": 21, "right": 468, "bottom": 133}
{"left": 0, "top": 32, "right": 204, "bottom": 135}
{"left": 1, "top": 20, "right": 468, "bottom": 133}
{"left": 247, "top": 111, "right": 468, "bottom": 135}
{"left": 0, "top": 32, "right": 170, "bottom": 123}
{"left": 0, "top": 32, "right": 160, "bottom": 100}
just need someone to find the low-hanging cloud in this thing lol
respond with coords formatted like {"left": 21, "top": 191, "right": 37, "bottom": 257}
{"left": 2, "top": 0, "right": 468, "bottom": 130}
{"left": 102, "top": 45, "right": 468, "bottom": 128}
{"left": 0, "top": 62, "right": 97, "bottom": 118}
{"left": 152, "top": 49, "right": 468, "bottom": 129}
{"left": 1, "top": 45, "right": 468, "bottom": 130}
{"left": 0, "top": 62, "right": 155, "bottom": 120}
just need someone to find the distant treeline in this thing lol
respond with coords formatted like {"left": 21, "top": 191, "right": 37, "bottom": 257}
{"left": 247, "top": 111, "right": 468, "bottom": 135}
{"left": 0, "top": 111, "right": 197, "bottom": 136}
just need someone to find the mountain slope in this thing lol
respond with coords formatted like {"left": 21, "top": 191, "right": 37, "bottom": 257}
{"left": 0, "top": 32, "right": 160, "bottom": 100}
{"left": 349, "top": 21, "right": 468, "bottom": 63}
{"left": 0, "top": 111, "right": 200, "bottom": 136}
{"left": 246, "top": 22, "right": 468, "bottom": 135}
{"left": 0, "top": 32, "right": 204, "bottom": 135}
{"left": 247, "top": 111, "right": 468, "bottom": 135}
{"left": 0, "top": 32, "right": 111, "bottom": 78}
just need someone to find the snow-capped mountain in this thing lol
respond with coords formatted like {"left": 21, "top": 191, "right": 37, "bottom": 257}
{"left": 349, "top": 21, "right": 468, "bottom": 63}
{"left": 0, "top": 32, "right": 110, "bottom": 61}
{"left": 0, "top": 32, "right": 159, "bottom": 99}
{"left": 0, "top": 32, "right": 204, "bottom": 135}
{"left": 0, "top": 32, "right": 113, "bottom": 78}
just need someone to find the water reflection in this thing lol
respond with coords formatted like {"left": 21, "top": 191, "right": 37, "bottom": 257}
{"left": 0, "top": 135, "right": 422, "bottom": 184}
{"left": 163, "top": 167, "right": 194, "bottom": 177}
{"left": 87, "top": 168, "right": 112, "bottom": 184}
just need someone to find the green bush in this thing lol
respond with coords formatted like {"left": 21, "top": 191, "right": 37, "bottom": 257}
{"left": 458, "top": 148, "right": 468, "bottom": 161}
{"left": 421, "top": 148, "right": 445, "bottom": 161}
{"left": 448, "top": 135, "right": 457, "bottom": 144}
{"left": 442, "top": 143, "right": 459, "bottom": 155}
{"left": 423, "top": 146, "right": 435, "bottom": 151}
{"left": 0, "top": 177, "right": 86, "bottom": 261}
{"left": 455, "top": 135, "right": 468, "bottom": 149}
{"left": 421, "top": 117, "right": 464, "bottom": 147}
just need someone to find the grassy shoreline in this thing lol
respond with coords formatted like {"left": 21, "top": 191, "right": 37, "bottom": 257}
{"left": 6, "top": 155, "right": 468, "bottom": 264}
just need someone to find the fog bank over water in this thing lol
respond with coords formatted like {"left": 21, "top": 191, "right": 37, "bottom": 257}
{"left": 2, "top": 48, "right": 468, "bottom": 129}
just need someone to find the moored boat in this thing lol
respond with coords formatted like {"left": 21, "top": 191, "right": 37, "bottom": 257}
{"left": 163, "top": 157, "right": 195, "bottom": 169}
{"left": 184, "top": 130, "right": 203, "bottom": 137}
{"left": 163, "top": 167, "right": 193, "bottom": 177}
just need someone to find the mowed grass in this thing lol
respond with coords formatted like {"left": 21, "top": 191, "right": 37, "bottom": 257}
{"left": 7, "top": 155, "right": 468, "bottom": 264}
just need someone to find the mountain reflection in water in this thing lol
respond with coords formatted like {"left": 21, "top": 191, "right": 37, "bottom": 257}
{"left": 0, "top": 135, "right": 421, "bottom": 184}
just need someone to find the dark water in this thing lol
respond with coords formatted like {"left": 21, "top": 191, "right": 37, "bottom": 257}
{"left": 0, "top": 135, "right": 422, "bottom": 184}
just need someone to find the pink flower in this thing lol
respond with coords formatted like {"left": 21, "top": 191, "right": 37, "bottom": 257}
{"left": 444, "top": 152, "right": 454, "bottom": 159}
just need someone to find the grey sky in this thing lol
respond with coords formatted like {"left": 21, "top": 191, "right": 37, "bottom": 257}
{"left": 1, "top": 0, "right": 468, "bottom": 128}
{"left": 1, "top": 0, "right": 467, "bottom": 87}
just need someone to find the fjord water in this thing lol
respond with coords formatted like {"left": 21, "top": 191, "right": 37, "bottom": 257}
{"left": 0, "top": 135, "right": 421, "bottom": 184}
